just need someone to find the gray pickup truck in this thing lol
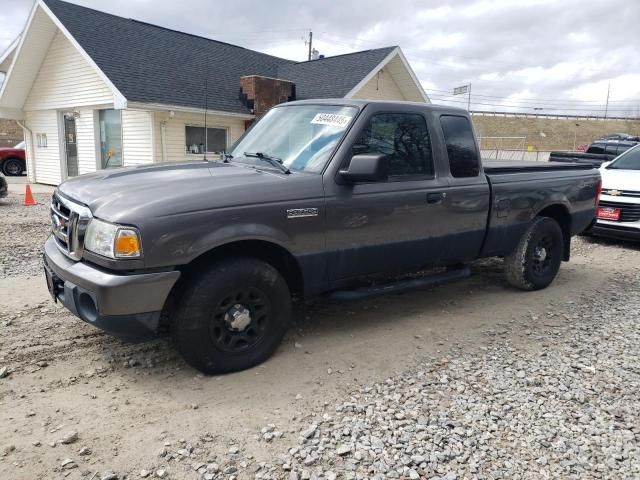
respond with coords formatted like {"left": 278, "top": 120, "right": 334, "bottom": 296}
{"left": 44, "top": 99, "right": 601, "bottom": 373}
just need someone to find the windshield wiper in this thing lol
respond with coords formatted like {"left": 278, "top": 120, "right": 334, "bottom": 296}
{"left": 243, "top": 152, "right": 290, "bottom": 174}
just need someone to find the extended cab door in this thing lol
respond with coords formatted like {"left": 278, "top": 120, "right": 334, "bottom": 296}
{"left": 436, "top": 114, "right": 491, "bottom": 261}
{"left": 324, "top": 105, "right": 452, "bottom": 281}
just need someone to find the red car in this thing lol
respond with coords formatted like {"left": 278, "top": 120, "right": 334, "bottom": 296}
{"left": 0, "top": 141, "right": 26, "bottom": 176}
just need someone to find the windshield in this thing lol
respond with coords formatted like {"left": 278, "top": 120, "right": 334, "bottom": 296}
{"left": 14, "top": 141, "right": 25, "bottom": 149}
{"left": 228, "top": 105, "right": 358, "bottom": 173}
{"left": 607, "top": 145, "right": 640, "bottom": 170}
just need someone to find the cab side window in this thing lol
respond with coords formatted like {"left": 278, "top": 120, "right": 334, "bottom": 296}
{"left": 440, "top": 115, "right": 480, "bottom": 178}
{"left": 352, "top": 113, "right": 434, "bottom": 178}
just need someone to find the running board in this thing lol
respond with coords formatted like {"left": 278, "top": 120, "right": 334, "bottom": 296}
{"left": 327, "top": 266, "right": 471, "bottom": 302}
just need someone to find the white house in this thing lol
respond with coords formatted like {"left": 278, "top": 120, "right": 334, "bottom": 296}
{"left": 0, "top": 0, "right": 430, "bottom": 185}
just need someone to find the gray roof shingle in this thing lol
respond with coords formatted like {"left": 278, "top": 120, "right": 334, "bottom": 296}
{"left": 42, "top": 0, "right": 396, "bottom": 114}
{"left": 277, "top": 47, "right": 396, "bottom": 100}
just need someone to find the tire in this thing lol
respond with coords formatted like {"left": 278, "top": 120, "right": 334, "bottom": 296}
{"left": 2, "top": 158, "right": 24, "bottom": 176}
{"left": 504, "top": 216, "right": 564, "bottom": 291}
{"left": 170, "top": 257, "right": 291, "bottom": 374}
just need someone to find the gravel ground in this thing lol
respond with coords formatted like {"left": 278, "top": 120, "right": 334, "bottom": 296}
{"left": 261, "top": 281, "right": 639, "bottom": 480}
{"left": 0, "top": 192, "right": 50, "bottom": 278}
{"left": 1, "top": 188, "right": 639, "bottom": 479}
{"left": 135, "top": 275, "right": 638, "bottom": 480}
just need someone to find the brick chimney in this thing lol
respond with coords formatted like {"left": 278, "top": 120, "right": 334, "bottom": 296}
{"left": 239, "top": 75, "right": 295, "bottom": 118}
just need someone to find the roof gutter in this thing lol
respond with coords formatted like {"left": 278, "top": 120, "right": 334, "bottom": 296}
{"left": 126, "top": 102, "right": 255, "bottom": 119}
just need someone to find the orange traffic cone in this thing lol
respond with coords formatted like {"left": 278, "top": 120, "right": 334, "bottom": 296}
{"left": 24, "top": 184, "right": 37, "bottom": 206}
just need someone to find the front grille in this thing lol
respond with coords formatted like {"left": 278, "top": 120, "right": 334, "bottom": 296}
{"left": 50, "top": 193, "right": 92, "bottom": 260}
{"left": 599, "top": 200, "right": 640, "bottom": 223}
{"left": 602, "top": 189, "right": 640, "bottom": 198}
{"left": 51, "top": 195, "right": 72, "bottom": 251}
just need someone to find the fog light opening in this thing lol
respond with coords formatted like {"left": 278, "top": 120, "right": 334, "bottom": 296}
{"left": 78, "top": 292, "right": 98, "bottom": 323}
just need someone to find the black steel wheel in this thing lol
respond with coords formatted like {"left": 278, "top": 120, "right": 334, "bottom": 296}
{"left": 505, "top": 216, "right": 564, "bottom": 291}
{"left": 209, "top": 287, "right": 272, "bottom": 354}
{"left": 171, "top": 257, "right": 291, "bottom": 374}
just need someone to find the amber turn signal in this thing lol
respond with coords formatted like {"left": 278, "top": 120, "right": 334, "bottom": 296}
{"left": 114, "top": 229, "right": 141, "bottom": 258}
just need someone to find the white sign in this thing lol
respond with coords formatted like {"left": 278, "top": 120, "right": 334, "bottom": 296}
{"left": 453, "top": 85, "right": 468, "bottom": 95}
{"left": 310, "top": 113, "right": 352, "bottom": 128}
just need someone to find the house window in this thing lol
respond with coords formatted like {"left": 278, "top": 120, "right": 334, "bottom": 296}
{"left": 185, "top": 126, "right": 227, "bottom": 155}
{"left": 99, "top": 109, "right": 123, "bottom": 169}
{"left": 36, "top": 133, "right": 48, "bottom": 148}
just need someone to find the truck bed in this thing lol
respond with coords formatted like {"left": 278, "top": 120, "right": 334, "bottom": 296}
{"left": 547, "top": 151, "right": 612, "bottom": 166}
{"left": 483, "top": 160, "right": 597, "bottom": 174}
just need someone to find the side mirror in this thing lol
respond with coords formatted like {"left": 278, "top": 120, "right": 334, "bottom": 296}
{"left": 339, "top": 154, "right": 389, "bottom": 183}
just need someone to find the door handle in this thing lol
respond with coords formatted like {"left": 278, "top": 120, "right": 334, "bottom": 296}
{"left": 427, "top": 192, "right": 446, "bottom": 204}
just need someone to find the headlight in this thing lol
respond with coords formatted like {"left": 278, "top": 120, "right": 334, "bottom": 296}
{"left": 84, "top": 219, "right": 142, "bottom": 259}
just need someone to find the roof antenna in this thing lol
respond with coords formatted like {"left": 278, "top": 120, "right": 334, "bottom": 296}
{"left": 203, "top": 77, "right": 208, "bottom": 161}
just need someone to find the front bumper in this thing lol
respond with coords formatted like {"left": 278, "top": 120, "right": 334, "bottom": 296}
{"left": 44, "top": 235, "right": 181, "bottom": 340}
{"left": 588, "top": 220, "right": 640, "bottom": 241}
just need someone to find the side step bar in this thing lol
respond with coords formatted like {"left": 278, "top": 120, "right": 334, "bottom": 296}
{"left": 327, "top": 266, "right": 471, "bottom": 302}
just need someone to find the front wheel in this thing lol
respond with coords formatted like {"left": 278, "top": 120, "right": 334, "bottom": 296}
{"left": 171, "top": 257, "right": 291, "bottom": 374}
{"left": 504, "top": 217, "right": 564, "bottom": 291}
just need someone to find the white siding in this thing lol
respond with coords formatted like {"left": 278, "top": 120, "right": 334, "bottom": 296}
{"left": 25, "top": 110, "right": 60, "bottom": 185}
{"left": 122, "top": 110, "right": 154, "bottom": 166}
{"left": 76, "top": 109, "right": 97, "bottom": 175}
{"left": 24, "top": 30, "right": 113, "bottom": 111}
{"left": 352, "top": 68, "right": 406, "bottom": 101}
{"left": 351, "top": 54, "right": 426, "bottom": 103}
{"left": 153, "top": 111, "right": 246, "bottom": 162}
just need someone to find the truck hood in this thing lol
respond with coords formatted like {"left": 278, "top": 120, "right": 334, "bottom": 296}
{"left": 600, "top": 167, "right": 640, "bottom": 192}
{"left": 57, "top": 161, "right": 317, "bottom": 223}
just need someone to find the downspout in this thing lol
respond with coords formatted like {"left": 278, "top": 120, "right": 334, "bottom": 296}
{"left": 17, "top": 120, "right": 35, "bottom": 182}
{"left": 160, "top": 120, "right": 167, "bottom": 162}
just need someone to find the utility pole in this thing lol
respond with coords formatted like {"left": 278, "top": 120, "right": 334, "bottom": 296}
{"left": 307, "top": 31, "right": 313, "bottom": 61}
{"left": 604, "top": 83, "right": 610, "bottom": 119}
{"left": 467, "top": 83, "right": 472, "bottom": 111}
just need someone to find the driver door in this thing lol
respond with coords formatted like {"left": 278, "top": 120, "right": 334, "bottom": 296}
{"left": 324, "top": 110, "right": 451, "bottom": 280}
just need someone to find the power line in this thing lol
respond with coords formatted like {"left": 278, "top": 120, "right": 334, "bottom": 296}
{"left": 427, "top": 95, "right": 637, "bottom": 112}
{"left": 425, "top": 87, "right": 639, "bottom": 105}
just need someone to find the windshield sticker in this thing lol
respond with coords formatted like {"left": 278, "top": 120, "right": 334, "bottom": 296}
{"left": 310, "top": 113, "right": 353, "bottom": 128}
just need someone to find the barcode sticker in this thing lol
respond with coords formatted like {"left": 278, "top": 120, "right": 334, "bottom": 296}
{"left": 310, "top": 113, "right": 352, "bottom": 128}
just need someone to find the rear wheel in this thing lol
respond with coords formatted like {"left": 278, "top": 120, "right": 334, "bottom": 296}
{"left": 2, "top": 158, "right": 23, "bottom": 176}
{"left": 504, "top": 216, "right": 564, "bottom": 291}
{"left": 171, "top": 257, "right": 291, "bottom": 374}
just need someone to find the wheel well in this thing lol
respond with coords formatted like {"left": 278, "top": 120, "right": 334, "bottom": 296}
{"left": 536, "top": 204, "right": 571, "bottom": 260}
{"left": 184, "top": 240, "right": 303, "bottom": 295}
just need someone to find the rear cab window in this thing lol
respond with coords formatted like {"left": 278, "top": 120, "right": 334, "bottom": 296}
{"left": 440, "top": 115, "right": 480, "bottom": 178}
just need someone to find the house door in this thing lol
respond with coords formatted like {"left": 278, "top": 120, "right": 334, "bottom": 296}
{"left": 63, "top": 114, "right": 79, "bottom": 177}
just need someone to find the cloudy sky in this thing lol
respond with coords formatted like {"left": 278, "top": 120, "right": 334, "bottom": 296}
{"left": 2, "top": 0, "right": 640, "bottom": 116}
